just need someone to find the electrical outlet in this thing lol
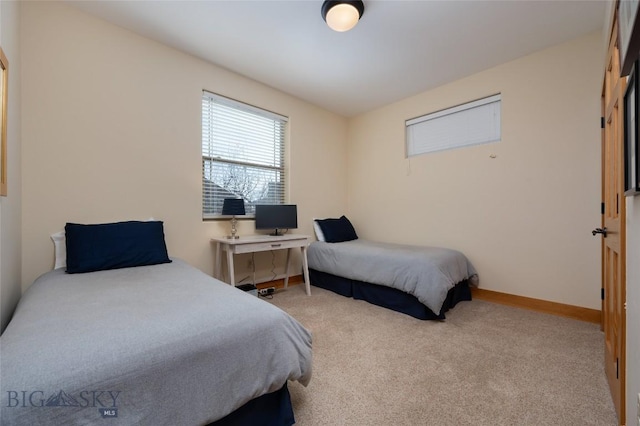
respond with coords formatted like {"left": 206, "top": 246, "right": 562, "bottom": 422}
{"left": 258, "top": 287, "right": 275, "bottom": 296}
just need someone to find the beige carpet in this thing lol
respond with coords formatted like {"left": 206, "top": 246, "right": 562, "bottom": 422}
{"left": 268, "top": 286, "right": 618, "bottom": 426}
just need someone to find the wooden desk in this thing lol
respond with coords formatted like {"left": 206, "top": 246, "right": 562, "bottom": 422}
{"left": 211, "top": 234, "right": 311, "bottom": 296}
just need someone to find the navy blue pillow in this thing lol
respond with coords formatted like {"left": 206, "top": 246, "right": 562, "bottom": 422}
{"left": 65, "top": 221, "right": 171, "bottom": 274}
{"left": 315, "top": 216, "right": 358, "bottom": 243}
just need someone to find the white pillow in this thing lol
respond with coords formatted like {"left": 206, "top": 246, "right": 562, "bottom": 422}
{"left": 50, "top": 231, "right": 66, "bottom": 269}
{"left": 313, "top": 219, "right": 326, "bottom": 242}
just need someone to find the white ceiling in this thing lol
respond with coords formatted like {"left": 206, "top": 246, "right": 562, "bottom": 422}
{"left": 67, "top": 0, "right": 608, "bottom": 117}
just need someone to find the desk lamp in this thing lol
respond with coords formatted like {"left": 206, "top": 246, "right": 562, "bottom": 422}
{"left": 222, "top": 198, "right": 245, "bottom": 239}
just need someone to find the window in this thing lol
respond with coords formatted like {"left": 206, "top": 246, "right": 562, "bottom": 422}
{"left": 202, "top": 91, "right": 288, "bottom": 218}
{"left": 405, "top": 94, "right": 501, "bottom": 157}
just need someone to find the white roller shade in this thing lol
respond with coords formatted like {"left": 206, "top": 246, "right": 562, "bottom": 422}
{"left": 406, "top": 94, "right": 501, "bottom": 157}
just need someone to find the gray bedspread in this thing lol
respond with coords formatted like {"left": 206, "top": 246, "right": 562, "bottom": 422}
{"left": 0, "top": 259, "right": 312, "bottom": 425}
{"left": 308, "top": 239, "right": 478, "bottom": 314}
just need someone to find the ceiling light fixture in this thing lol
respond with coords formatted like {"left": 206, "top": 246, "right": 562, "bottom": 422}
{"left": 321, "top": 0, "right": 365, "bottom": 32}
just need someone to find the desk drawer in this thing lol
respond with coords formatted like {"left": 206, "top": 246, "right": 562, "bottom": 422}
{"left": 232, "top": 239, "right": 307, "bottom": 254}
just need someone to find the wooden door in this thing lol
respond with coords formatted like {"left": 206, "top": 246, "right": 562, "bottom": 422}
{"left": 601, "top": 14, "right": 626, "bottom": 425}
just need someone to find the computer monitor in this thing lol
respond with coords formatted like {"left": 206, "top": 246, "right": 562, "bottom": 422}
{"left": 254, "top": 204, "right": 298, "bottom": 236}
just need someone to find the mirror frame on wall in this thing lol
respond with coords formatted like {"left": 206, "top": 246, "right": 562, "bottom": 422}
{"left": 0, "top": 46, "right": 7, "bottom": 197}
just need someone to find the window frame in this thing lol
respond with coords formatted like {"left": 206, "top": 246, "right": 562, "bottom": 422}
{"left": 201, "top": 91, "right": 289, "bottom": 220}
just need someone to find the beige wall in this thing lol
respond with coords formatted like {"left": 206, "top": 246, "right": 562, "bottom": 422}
{"left": 0, "top": 0, "right": 22, "bottom": 333}
{"left": 347, "top": 32, "right": 603, "bottom": 309}
{"left": 20, "top": 1, "right": 348, "bottom": 290}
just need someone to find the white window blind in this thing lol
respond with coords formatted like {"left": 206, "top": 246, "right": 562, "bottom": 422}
{"left": 406, "top": 94, "right": 501, "bottom": 157}
{"left": 202, "top": 91, "right": 288, "bottom": 218}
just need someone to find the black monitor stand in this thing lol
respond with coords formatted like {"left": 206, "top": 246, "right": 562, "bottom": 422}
{"left": 269, "top": 229, "right": 284, "bottom": 236}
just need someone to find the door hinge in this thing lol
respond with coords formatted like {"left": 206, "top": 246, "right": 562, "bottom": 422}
{"left": 601, "top": 116, "right": 605, "bottom": 128}
{"left": 601, "top": 288, "right": 605, "bottom": 300}
{"left": 616, "top": 357, "right": 619, "bottom": 379}
{"left": 601, "top": 202, "right": 605, "bottom": 215}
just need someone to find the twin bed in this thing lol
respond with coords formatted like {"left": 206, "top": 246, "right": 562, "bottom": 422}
{"left": 308, "top": 216, "right": 478, "bottom": 320}
{"left": 0, "top": 221, "right": 312, "bottom": 426}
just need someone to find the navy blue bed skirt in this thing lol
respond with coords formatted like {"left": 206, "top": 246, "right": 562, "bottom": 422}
{"left": 309, "top": 268, "right": 471, "bottom": 320}
{"left": 209, "top": 382, "right": 294, "bottom": 426}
